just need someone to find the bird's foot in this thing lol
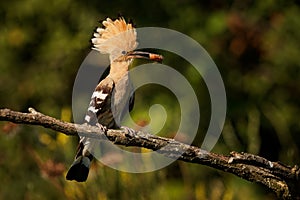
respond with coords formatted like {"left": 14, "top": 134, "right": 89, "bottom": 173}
{"left": 96, "top": 123, "right": 108, "bottom": 134}
{"left": 121, "top": 126, "right": 137, "bottom": 138}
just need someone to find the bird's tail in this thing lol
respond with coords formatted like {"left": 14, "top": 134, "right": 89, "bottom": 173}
{"left": 66, "top": 155, "right": 93, "bottom": 182}
{"left": 66, "top": 142, "right": 93, "bottom": 182}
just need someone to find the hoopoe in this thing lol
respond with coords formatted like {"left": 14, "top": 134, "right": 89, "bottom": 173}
{"left": 66, "top": 17, "right": 163, "bottom": 182}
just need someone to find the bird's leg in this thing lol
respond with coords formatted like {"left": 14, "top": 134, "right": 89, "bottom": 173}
{"left": 121, "top": 126, "right": 137, "bottom": 138}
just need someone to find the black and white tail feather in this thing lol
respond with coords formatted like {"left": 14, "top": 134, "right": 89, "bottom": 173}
{"left": 65, "top": 142, "right": 93, "bottom": 182}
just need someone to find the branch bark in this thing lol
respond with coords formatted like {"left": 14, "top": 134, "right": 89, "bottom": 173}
{"left": 0, "top": 108, "right": 299, "bottom": 199}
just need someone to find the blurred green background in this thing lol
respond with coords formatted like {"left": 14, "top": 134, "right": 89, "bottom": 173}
{"left": 1, "top": 0, "right": 300, "bottom": 199}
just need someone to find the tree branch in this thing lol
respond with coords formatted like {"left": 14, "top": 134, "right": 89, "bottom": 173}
{"left": 0, "top": 108, "right": 299, "bottom": 199}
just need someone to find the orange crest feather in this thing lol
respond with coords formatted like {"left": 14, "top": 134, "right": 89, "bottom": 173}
{"left": 91, "top": 17, "right": 138, "bottom": 62}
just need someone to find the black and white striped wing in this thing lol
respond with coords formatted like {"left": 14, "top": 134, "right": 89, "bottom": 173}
{"left": 84, "top": 78, "right": 115, "bottom": 127}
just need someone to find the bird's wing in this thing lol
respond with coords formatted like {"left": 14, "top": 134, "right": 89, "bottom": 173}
{"left": 128, "top": 91, "right": 135, "bottom": 112}
{"left": 67, "top": 78, "right": 115, "bottom": 181}
{"left": 84, "top": 77, "right": 115, "bottom": 127}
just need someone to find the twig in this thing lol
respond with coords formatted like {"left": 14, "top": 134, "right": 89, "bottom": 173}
{"left": 0, "top": 108, "right": 299, "bottom": 199}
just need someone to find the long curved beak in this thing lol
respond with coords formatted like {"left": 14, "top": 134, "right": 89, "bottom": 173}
{"left": 127, "top": 51, "right": 163, "bottom": 63}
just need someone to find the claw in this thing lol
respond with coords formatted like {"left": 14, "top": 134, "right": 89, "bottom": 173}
{"left": 96, "top": 123, "right": 108, "bottom": 133}
{"left": 121, "top": 126, "right": 137, "bottom": 138}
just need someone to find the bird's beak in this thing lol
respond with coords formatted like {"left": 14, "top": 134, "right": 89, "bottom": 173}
{"left": 127, "top": 51, "right": 163, "bottom": 63}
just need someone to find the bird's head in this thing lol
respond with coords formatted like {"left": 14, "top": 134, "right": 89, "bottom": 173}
{"left": 91, "top": 17, "right": 163, "bottom": 63}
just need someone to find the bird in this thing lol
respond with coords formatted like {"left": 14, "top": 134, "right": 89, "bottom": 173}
{"left": 66, "top": 17, "right": 163, "bottom": 182}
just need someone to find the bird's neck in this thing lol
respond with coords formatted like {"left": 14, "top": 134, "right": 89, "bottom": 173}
{"left": 108, "top": 61, "right": 131, "bottom": 82}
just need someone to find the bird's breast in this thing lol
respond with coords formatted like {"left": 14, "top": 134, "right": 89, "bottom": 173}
{"left": 111, "top": 74, "right": 133, "bottom": 125}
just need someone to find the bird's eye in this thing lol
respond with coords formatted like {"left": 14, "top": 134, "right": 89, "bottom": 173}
{"left": 121, "top": 50, "right": 127, "bottom": 55}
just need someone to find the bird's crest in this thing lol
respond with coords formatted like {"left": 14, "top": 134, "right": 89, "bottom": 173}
{"left": 91, "top": 17, "right": 138, "bottom": 62}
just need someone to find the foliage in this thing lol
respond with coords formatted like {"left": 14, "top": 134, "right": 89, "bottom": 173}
{"left": 0, "top": 0, "right": 299, "bottom": 199}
